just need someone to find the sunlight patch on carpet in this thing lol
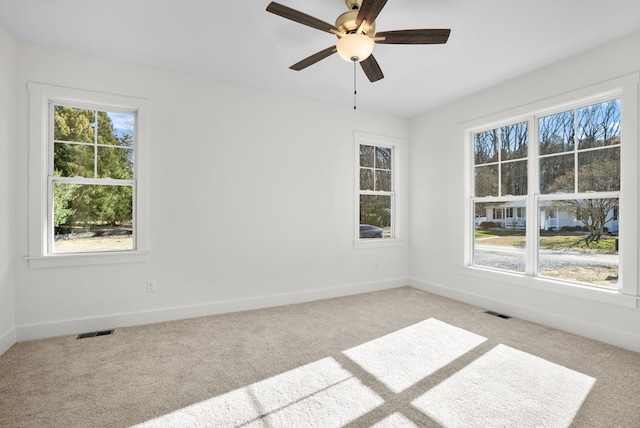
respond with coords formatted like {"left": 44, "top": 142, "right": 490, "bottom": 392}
{"left": 412, "top": 344, "right": 596, "bottom": 428}
{"left": 133, "top": 357, "right": 383, "bottom": 428}
{"left": 343, "top": 318, "right": 487, "bottom": 393}
{"left": 371, "top": 412, "right": 419, "bottom": 427}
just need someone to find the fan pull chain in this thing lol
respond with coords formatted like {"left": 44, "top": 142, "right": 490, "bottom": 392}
{"left": 353, "top": 58, "right": 357, "bottom": 110}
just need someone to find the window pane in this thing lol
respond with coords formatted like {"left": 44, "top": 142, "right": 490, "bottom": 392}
{"left": 360, "top": 145, "right": 374, "bottom": 168}
{"left": 578, "top": 147, "right": 620, "bottom": 192}
{"left": 501, "top": 121, "right": 528, "bottom": 161}
{"left": 375, "top": 146, "right": 392, "bottom": 170}
{"left": 360, "top": 169, "right": 374, "bottom": 190}
{"left": 376, "top": 170, "right": 392, "bottom": 192}
{"left": 473, "top": 201, "right": 526, "bottom": 273}
{"left": 360, "top": 195, "right": 391, "bottom": 239}
{"left": 577, "top": 99, "right": 621, "bottom": 150}
{"left": 98, "top": 146, "right": 134, "bottom": 179}
{"left": 102, "top": 112, "right": 135, "bottom": 148}
{"left": 54, "top": 106, "right": 95, "bottom": 144}
{"left": 540, "top": 153, "right": 574, "bottom": 194}
{"left": 538, "top": 198, "right": 618, "bottom": 288}
{"left": 52, "top": 183, "right": 133, "bottom": 253}
{"left": 474, "top": 129, "right": 498, "bottom": 164}
{"left": 501, "top": 160, "right": 527, "bottom": 196}
{"left": 475, "top": 164, "right": 498, "bottom": 197}
{"left": 539, "top": 111, "right": 574, "bottom": 155}
{"left": 53, "top": 142, "right": 95, "bottom": 177}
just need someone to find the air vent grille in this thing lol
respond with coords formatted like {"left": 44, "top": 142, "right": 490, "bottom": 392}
{"left": 76, "top": 329, "right": 114, "bottom": 339}
{"left": 484, "top": 310, "right": 512, "bottom": 319}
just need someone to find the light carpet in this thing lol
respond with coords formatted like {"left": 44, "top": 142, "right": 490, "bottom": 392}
{"left": 413, "top": 344, "right": 596, "bottom": 428}
{"left": 343, "top": 318, "right": 487, "bottom": 393}
{"left": 134, "top": 318, "right": 593, "bottom": 427}
{"left": 2, "top": 287, "right": 639, "bottom": 427}
{"left": 134, "top": 357, "right": 383, "bottom": 427}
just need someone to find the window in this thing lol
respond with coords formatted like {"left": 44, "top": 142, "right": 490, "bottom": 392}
{"left": 353, "top": 132, "right": 404, "bottom": 247}
{"left": 28, "top": 83, "right": 149, "bottom": 268}
{"left": 359, "top": 144, "right": 393, "bottom": 239}
{"left": 52, "top": 105, "right": 135, "bottom": 253}
{"left": 465, "top": 74, "right": 639, "bottom": 305}
{"left": 474, "top": 121, "right": 528, "bottom": 273}
{"left": 537, "top": 100, "right": 620, "bottom": 286}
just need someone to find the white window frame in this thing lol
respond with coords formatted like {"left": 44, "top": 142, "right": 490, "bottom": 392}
{"left": 461, "top": 73, "right": 639, "bottom": 308}
{"left": 27, "top": 82, "right": 150, "bottom": 268}
{"left": 353, "top": 131, "right": 404, "bottom": 249}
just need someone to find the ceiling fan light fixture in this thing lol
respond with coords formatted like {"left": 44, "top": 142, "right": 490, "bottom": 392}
{"left": 336, "top": 33, "right": 374, "bottom": 62}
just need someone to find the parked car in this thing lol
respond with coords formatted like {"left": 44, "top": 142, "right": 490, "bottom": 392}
{"left": 360, "top": 224, "right": 384, "bottom": 238}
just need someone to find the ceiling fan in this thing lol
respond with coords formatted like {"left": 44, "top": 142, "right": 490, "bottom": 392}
{"left": 266, "top": 0, "right": 451, "bottom": 82}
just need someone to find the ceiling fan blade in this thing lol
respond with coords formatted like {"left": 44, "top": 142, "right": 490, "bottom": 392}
{"left": 266, "top": 2, "right": 339, "bottom": 34}
{"left": 360, "top": 55, "right": 384, "bottom": 82}
{"left": 290, "top": 46, "right": 338, "bottom": 71}
{"left": 375, "top": 29, "right": 451, "bottom": 45}
{"left": 355, "top": 0, "right": 388, "bottom": 28}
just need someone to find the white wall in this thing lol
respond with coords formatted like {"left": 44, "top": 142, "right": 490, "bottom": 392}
{"left": 13, "top": 44, "right": 410, "bottom": 340}
{"left": 0, "top": 26, "right": 16, "bottom": 355}
{"left": 409, "top": 31, "right": 640, "bottom": 352}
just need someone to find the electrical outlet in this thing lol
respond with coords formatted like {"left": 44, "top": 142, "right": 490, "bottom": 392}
{"left": 146, "top": 280, "right": 157, "bottom": 292}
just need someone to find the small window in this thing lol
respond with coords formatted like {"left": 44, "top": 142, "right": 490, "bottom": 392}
{"left": 358, "top": 144, "right": 393, "bottom": 239}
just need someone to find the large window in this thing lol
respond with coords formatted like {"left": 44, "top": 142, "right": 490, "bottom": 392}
{"left": 466, "top": 75, "right": 638, "bottom": 304}
{"left": 28, "top": 83, "right": 149, "bottom": 268}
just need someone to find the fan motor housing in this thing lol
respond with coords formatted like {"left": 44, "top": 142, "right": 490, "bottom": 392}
{"left": 335, "top": 10, "right": 375, "bottom": 35}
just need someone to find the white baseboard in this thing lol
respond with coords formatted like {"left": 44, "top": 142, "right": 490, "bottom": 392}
{"left": 0, "top": 327, "right": 16, "bottom": 356}
{"left": 409, "top": 278, "right": 640, "bottom": 353}
{"left": 16, "top": 278, "right": 408, "bottom": 342}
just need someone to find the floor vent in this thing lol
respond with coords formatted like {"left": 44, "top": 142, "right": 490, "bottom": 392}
{"left": 485, "top": 310, "right": 512, "bottom": 319}
{"left": 76, "top": 329, "right": 114, "bottom": 339}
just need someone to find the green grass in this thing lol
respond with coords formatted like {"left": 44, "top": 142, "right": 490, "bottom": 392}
{"left": 476, "top": 229, "right": 617, "bottom": 253}
{"left": 539, "top": 235, "right": 616, "bottom": 252}
{"left": 475, "top": 229, "right": 524, "bottom": 238}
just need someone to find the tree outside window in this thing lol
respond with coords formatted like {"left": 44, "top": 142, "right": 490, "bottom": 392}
{"left": 51, "top": 105, "right": 136, "bottom": 253}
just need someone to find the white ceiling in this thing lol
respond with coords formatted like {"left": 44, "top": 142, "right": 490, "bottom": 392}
{"left": 1, "top": 0, "right": 639, "bottom": 117}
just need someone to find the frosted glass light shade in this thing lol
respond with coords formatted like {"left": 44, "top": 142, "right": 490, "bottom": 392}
{"left": 336, "top": 33, "right": 374, "bottom": 62}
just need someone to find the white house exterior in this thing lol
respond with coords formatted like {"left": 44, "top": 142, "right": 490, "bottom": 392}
{"left": 480, "top": 200, "right": 619, "bottom": 233}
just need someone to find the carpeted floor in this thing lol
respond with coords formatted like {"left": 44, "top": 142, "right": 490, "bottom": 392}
{"left": 1, "top": 286, "right": 639, "bottom": 427}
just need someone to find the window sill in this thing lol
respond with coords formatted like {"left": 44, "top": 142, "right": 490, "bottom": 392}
{"left": 354, "top": 238, "right": 405, "bottom": 249}
{"left": 457, "top": 265, "right": 638, "bottom": 308}
{"left": 26, "top": 250, "right": 149, "bottom": 269}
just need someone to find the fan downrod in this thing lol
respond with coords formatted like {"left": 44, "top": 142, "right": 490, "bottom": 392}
{"left": 345, "top": 0, "right": 362, "bottom": 11}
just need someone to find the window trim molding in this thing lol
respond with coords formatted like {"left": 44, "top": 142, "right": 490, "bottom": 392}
{"left": 353, "top": 131, "right": 405, "bottom": 248}
{"left": 461, "top": 73, "right": 639, "bottom": 305}
{"left": 27, "top": 82, "right": 150, "bottom": 268}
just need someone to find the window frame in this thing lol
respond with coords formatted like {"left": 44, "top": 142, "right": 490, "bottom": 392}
{"left": 353, "top": 132, "right": 404, "bottom": 249}
{"left": 461, "top": 74, "right": 639, "bottom": 308}
{"left": 27, "top": 82, "right": 150, "bottom": 268}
